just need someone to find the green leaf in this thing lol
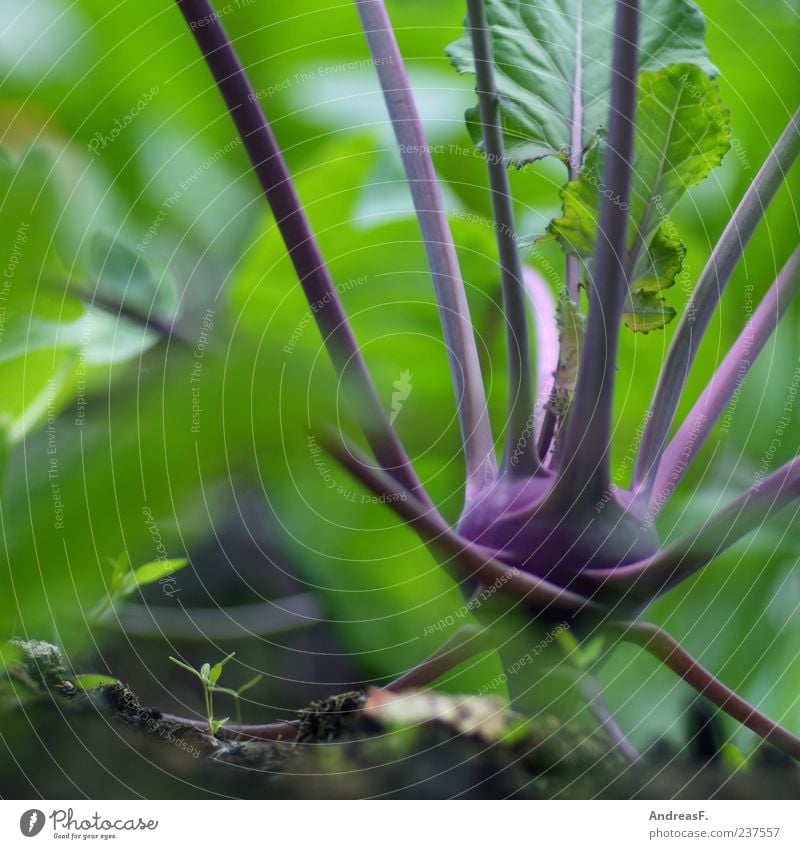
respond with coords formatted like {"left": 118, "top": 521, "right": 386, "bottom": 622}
{"left": 120, "top": 557, "right": 188, "bottom": 596}
{"left": 622, "top": 290, "right": 677, "bottom": 333}
{"left": 168, "top": 656, "right": 201, "bottom": 680}
{"left": 551, "top": 66, "right": 729, "bottom": 266}
{"left": 236, "top": 674, "right": 263, "bottom": 696}
{"left": 628, "top": 64, "right": 729, "bottom": 250}
{"left": 109, "top": 552, "right": 131, "bottom": 596}
{"left": 549, "top": 65, "right": 729, "bottom": 330}
{"left": 72, "top": 674, "right": 120, "bottom": 690}
{"left": 447, "top": 0, "right": 717, "bottom": 167}
{"left": 0, "top": 146, "right": 178, "bottom": 453}
{"left": 547, "top": 142, "right": 605, "bottom": 259}
{"left": 208, "top": 652, "right": 236, "bottom": 685}
{"left": 200, "top": 662, "right": 211, "bottom": 681}
{"left": 632, "top": 226, "right": 686, "bottom": 294}
{"left": 88, "top": 231, "right": 178, "bottom": 319}
{"left": 209, "top": 717, "right": 229, "bottom": 735}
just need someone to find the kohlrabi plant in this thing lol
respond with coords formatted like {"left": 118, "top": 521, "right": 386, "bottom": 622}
{"left": 165, "top": 0, "right": 800, "bottom": 760}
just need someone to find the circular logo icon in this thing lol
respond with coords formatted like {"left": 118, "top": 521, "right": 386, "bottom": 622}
{"left": 19, "top": 810, "right": 46, "bottom": 837}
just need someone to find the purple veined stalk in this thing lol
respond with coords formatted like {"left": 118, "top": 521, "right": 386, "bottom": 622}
{"left": 354, "top": 0, "right": 499, "bottom": 496}
{"left": 175, "top": 0, "right": 800, "bottom": 761}
{"left": 173, "top": 0, "right": 434, "bottom": 510}
{"left": 649, "top": 247, "right": 800, "bottom": 513}
{"left": 632, "top": 107, "right": 800, "bottom": 505}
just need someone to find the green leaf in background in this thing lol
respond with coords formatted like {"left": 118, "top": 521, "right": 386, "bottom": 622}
{"left": 549, "top": 64, "right": 729, "bottom": 330}
{"left": 207, "top": 652, "right": 235, "bottom": 686}
{"left": 88, "top": 231, "right": 178, "bottom": 320}
{"left": 628, "top": 64, "right": 729, "bottom": 249}
{"left": 631, "top": 226, "right": 687, "bottom": 294}
{"left": 0, "top": 144, "right": 179, "bottom": 453}
{"left": 447, "top": 0, "right": 716, "bottom": 167}
{"left": 0, "top": 146, "right": 76, "bottom": 323}
{"left": 109, "top": 552, "right": 131, "bottom": 597}
{"left": 621, "top": 290, "right": 677, "bottom": 333}
{"left": 209, "top": 717, "right": 229, "bottom": 735}
{"left": 88, "top": 556, "right": 188, "bottom": 623}
{"left": 0, "top": 642, "right": 23, "bottom": 675}
{"left": 120, "top": 557, "right": 188, "bottom": 596}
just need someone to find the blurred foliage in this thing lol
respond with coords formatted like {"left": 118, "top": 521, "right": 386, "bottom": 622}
{"left": 0, "top": 0, "right": 798, "bottom": 786}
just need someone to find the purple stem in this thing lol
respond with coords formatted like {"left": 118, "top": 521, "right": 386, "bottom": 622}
{"left": 633, "top": 107, "right": 800, "bottom": 498}
{"left": 617, "top": 622, "right": 800, "bottom": 761}
{"left": 321, "top": 431, "right": 597, "bottom": 613}
{"left": 584, "top": 455, "right": 800, "bottom": 595}
{"left": 384, "top": 625, "right": 491, "bottom": 692}
{"left": 466, "top": 0, "right": 538, "bottom": 476}
{"left": 162, "top": 713, "right": 300, "bottom": 742}
{"left": 565, "top": 2, "right": 585, "bottom": 304}
{"left": 523, "top": 267, "right": 559, "bottom": 444}
{"left": 650, "top": 246, "right": 800, "bottom": 513}
{"left": 580, "top": 674, "right": 641, "bottom": 763}
{"left": 354, "top": 0, "right": 496, "bottom": 497}
{"left": 550, "top": 0, "right": 640, "bottom": 507}
{"left": 174, "top": 0, "right": 428, "bottom": 501}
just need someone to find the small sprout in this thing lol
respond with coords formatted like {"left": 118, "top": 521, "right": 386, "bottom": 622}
{"left": 209, "top": 717, "right": 229, "bottom": 735}
{"left": 88, "top": 553, "right": 189, "bottom": 624}
{"left": 213, "top": 672, "right": 263, "bottom": 727}
{"left": 168, "top": 652, "right": 239, "bottom": 741}
{"left": 207, "top": 652, "right": 235, "bottom": 685}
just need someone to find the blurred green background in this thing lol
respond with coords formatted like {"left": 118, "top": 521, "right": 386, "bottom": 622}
{"left": 0, "top": 0, "right": 798, "bottom": 796}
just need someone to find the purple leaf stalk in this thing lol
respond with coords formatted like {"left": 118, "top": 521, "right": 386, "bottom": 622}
{"left": 175, "top": 0, "right": 800, "bottom": 760}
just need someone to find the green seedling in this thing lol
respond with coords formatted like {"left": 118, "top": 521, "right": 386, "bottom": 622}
{"left": 88, "top": 552, "right": 188, "bottom": 624}
{"left": 168, "top": 652, "right": 237, "bottom": 739}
